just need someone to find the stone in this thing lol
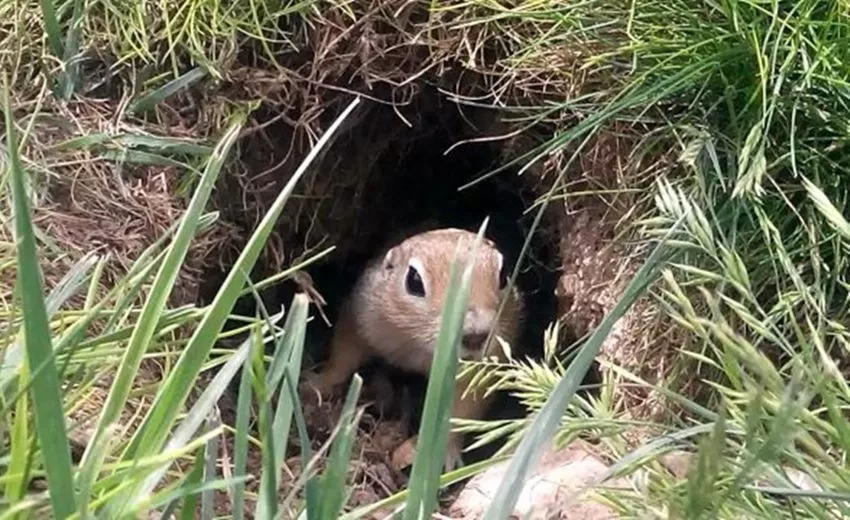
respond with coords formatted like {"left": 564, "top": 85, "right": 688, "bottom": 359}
{"left": 449, "top": 440, "right": 627, "bottom": 519}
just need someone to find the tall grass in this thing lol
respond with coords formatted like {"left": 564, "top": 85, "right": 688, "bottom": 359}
{"left": 4, "top": 0, "right": 850, "bottom": 518}
{"left": 3, "top": 78, "right": 77, "bottom": 519}
{"left": 449, "top": 0, "right": 850, "bottom": 517}
{"left": 1, "top": 87, "right": 378, "bottom": 517}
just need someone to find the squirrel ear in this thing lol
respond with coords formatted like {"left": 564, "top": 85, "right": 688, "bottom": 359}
{"left": 382, "top": 247, "right": 397, "bottom": 270}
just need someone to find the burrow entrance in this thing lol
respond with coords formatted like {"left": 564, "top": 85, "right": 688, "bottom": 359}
{"left": 204, "top": 84, "right": 599, "bottom": 467}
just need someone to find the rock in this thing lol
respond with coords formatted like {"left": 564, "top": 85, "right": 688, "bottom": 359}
{"left": 782, "top": 468, "right": 822, "bottom": 492}
{"left": 655, "top": 450, "right": 823, "bottom": 494}
{"left": 658, "top": 450, "right": 693, "bottom": 479}
{"left": 449, "top": 440, "right": 627, "bottom": 519}
{"left": 756, "top": 465, "right": 823, "bottom": 493}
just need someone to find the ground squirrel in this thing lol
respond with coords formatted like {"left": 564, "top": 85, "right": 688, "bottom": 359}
{"left": 302, "top": 227, "right": 525, "bottom": 471}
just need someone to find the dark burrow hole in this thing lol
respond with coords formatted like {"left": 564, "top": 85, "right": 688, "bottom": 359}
{"left": 210, "top": 86, "right": 602, "bottom": 469}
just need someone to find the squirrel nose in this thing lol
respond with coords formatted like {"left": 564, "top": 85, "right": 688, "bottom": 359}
{"left": 462, "top": 307, "right": 495, "bottom": 351}
{"left": 462, "top": 331, "right": 489, "bottom": 352}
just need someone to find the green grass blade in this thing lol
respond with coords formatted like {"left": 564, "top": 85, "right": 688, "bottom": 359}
{"left": 312, "top": 374, "right": 364, "bottom": 520}
{"left": 131, "top": 311, "right": 282, "bottom": 503}
{"left": 278, "top": 330, "right": 318, "bottom": 516}
{"left": 0, "top": 251, "right": 98, "bottom": 391}
{"left": 265, "top": 295, "right": 308, "bottom": 392}
{"left": 3, "top": 380, "right": 28, "bottom": 510}
{"left": 680, "top": 414, "right": 727, "bottom": 518}
{"left": 231, "top": 341, "right": 254, "bottom": 520}
{"left": 54, "top": 133, "right": 213, "bottom": 157}
{"left": 252, "top": 338, "right": 278, "bottom": 519}
{"left": 55, "top": 0, "right": 84, "bottom": 100}
{"left": 802, "top": 175, "right": 850, "bottom": 240}
{"left": 201, "top": 414, "right": 220, "bottom": 520}
{"left": 78, "top": 115, "right": 246, "bottom": 479}
{"left": 482, "top": 217, "right": 681, "bottom": 520}
{"left": 2, "top": 81, "right": 77, "bottom": 518}
{"left": 402, "top": 219, "right": 489, "bottom": 520}
{"left": 0, "top": 496, "right": 40, "bottom": 520}
{"left": 75, "top": 425, "right": 117, "bottom": 520}
{"left": 38, "top": 0, "right": 63, "bottom": 59}
{"left": 128, "top": 67, "right": 208, "bottom": 114}
{"left": 118, "top": 96, "right": 361, "bottom": 510}
{"left": 255, "top": 294, "right": 310, "bottom": 520}
{"left": 178, "top": 446, "right": 206, "bottom": 520}
{"left": 98, "top": 149, "right": 190, "bottom": 169}
{"left": 137, "top": 476, "right": 250, "bottom": 515}
{"left": 603, "top": 423, "right": 723, "bottom": 479}
{"left": 0, "top": 261, "right": 180, "bottom": 422}
{"left": 44, "top": 253, "right": 99, "bottom": 315}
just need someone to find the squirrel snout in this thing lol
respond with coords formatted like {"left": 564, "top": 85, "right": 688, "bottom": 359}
{"left": 462, "top": 331, "right": 489, "bottom": 352}
{"left": 461, "top": 308, "right": 495, "bottom": 352}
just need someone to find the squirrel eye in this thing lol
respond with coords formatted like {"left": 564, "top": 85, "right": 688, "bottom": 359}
{"left": 498, "top": 261, "right": 509, "bottom": 290}
{"left": 405, "top": 265, "right": 426, "bottom": 297}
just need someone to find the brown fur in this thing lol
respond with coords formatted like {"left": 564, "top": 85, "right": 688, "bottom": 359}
{"left": 302, "top": 228, "right": 525, "bottom": 471}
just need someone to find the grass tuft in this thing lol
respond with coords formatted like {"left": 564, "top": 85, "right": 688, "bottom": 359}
{"left": 3, "top": 79, "right": 76, "bottom": 518}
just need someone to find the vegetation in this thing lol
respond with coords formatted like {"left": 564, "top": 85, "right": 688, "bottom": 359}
{"left": 2, "top": 0, "right": 850, "bottom": 518}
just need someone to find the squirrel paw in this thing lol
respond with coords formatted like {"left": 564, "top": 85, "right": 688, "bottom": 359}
{"left": 298, "top": 373, "right": 335, "bottom": 405}
{"left": 443, "top": 437, "right": 466, "bottom": 473}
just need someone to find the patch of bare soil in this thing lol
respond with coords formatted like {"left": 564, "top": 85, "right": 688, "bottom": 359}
{"left": 533, "top": 124, "right": 681, "bottom": 426}
{"left": 206, "top": 373, "right": 415, "bottom": 519}
{"left": 11, "top": 98, "right": 232, "bottom": 309}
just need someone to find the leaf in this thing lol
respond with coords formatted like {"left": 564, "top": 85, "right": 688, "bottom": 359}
{"left": 56, "top": 0, "right": 85, "bottom": 100}
{"left": 802, "top": 176, "right": 850, "bottom": 241}
{"left": 254, "top": 294, "right": 310, "bottom": 520}
{"left": 313, "top": 375, "right": 364, "bottom": 520}
{"left": 3, "top": 379, "right": 28, "bottom": 509}
{"left": 75, "top": 424, "right": 117, "bottom": 519}
{"left": 3, "top": 79, "right": 77, "bottom": 518}
{"left": 178, "top": 446, "right": 206, "bottom": 520}
{"left": 201, "top": 413, "right": 220, "bottom": 520}
{"left": 231, "top": 338, "right": 254, "bottom": 520}
{"left": 128, "top": 67, "right": 208, "bottom": 114}
{"left": 0, "top": 252, "right": 98, "bottom": 392}
{"left": 53, "top": 133, "right": 212, "bottom": 157}
{"left": 138, "top": 476, "right": 250, "bottom": 514}
{"left": 132, "top": 308, "right": 283, "bottom": 501}
{"left": 39, "top": 0, "right": 63, "bottom": 59}
{"left": 98, "top": 149, "right": 190, "bottom": 168}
